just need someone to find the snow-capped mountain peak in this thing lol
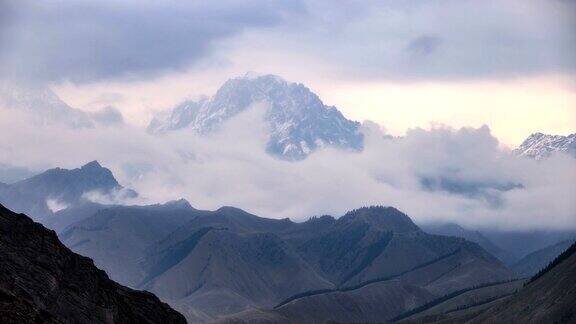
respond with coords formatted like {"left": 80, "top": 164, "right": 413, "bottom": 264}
{"left": 148, "top": 74, "right": 363, "bottom": 160}
{"left": 514, "top": 132, "right": 576, "bottom": 160}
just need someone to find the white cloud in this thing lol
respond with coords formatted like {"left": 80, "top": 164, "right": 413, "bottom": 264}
{"left": 1, "top": 103, "right": 574, "bottom": 231}
{"left": 46, "top": 198, "right": 69, "bottom": 213}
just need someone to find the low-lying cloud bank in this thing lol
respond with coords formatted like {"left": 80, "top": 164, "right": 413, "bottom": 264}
{"left": 0, "top": 105, "right": 574, "bottom": 231}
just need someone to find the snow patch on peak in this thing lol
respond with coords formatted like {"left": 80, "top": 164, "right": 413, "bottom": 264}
{"left": 514, "top": 132, "right": 576, "bottom": 160}
{"left": 148, "top": 74, "right": 363, "bottom": 160}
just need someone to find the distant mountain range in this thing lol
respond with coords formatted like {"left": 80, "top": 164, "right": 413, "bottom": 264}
{"left": 0, "top": 203, "right": 186, "bottom": 323}
{"left": 514, "top": 132, "right": 576, "bottom": 160}
{"left": 148, "top": 74, "right": 363, "bottom": 160}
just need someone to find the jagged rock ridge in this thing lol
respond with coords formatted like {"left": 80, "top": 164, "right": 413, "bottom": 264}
{"left": 148, "top": 74, "right": 363, "bottom": 160}
{"left": 514, "top": 132, "right": 576, "bottom": 160}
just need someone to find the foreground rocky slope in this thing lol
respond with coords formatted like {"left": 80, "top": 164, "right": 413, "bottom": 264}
{"left": 0, "top": 204, "right": 185, "bottom": 324}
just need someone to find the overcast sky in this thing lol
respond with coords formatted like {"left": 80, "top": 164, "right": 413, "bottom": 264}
{"left": 1, "top": 0, "right": 574, "bottom": 145}
{"left": 0, "top": 0, "right": 575, "bottom": 229}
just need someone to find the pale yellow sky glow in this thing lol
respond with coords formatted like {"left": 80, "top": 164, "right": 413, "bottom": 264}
{"left": 319, "top": 75, "right": 576, "bottom": 147}
{"left": 57, "top": 73, "right": 575, "bottom": 148}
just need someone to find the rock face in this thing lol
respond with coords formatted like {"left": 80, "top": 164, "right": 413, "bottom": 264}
{"left": 514, "top": 132, "right": 576, "bottom": 160}
{"left": 61, "top": 204, "right": 513, "bottom": 322}
{"left": 148, "top": 74, "right": 363, "bottom": 160}
{"left": 0, "top": 203, "right": 186, "bottom": 324}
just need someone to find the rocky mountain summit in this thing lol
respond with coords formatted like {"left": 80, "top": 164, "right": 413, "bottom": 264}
{"left": 514, "top": 132, "right": 576, "bottom": 160}
{"left": 148, "top": 74, "right": 363, "bottom": 160}
{"left": 0, "top": 161, "right": 136, "bottom": 222}
{"left": 0, "top": 203, "right": 185, "bottom": 323}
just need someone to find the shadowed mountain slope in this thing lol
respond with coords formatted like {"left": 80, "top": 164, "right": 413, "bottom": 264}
{"left": 400, "top": 242, "right": 576, "bottom": 323}
{"left": 0, "top": 204, "right": 185, "bottom": 324}
{"left": 396, "top": 279, "right": 525, "bottom": 323}
{"left": 465, "top": 241, "right": 576, "bottom": 323}
{"left": 142, "top": 228, "right": 333, "bottom": 321}
{"left": 128, "top": 206, "right": 511, "bottom": 323}
{"left": 218, "top": 239, "right": 513, "bottom": 323}
{"left": 60, "top": 200, "right": 198, "bottom": 286}
{"left": 421, "top": 222, "right": 513, "bottom": 264}
{"left": 511, "top": 239, "right": 574, "bottom": 277}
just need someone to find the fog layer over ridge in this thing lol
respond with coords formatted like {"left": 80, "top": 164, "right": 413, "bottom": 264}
{"left": 0, "top": 103, "right": 574, "bottom": 231}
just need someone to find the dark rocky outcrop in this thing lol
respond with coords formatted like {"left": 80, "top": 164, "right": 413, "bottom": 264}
{"left": 0, "top": 203, "right": 186, "bottom": 324}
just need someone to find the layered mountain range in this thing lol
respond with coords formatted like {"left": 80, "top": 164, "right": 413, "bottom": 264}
{"left": 0, "top": 161, "right": 573, "bottom": 323}
{"left": 148, "top": 74, "right": 364, "bottom": 160}
{"left": 58, "top": 202, "right": 513, "bottom": 322}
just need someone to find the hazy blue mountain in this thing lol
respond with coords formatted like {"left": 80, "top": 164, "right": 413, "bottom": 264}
{"left": 481, "top": 229, "right": 576, "bottom": 261}
{"left": 511, "top": 239, "right": 575, "bottom": 277}
{"left": 148, "top": 74, "right": 363, "bottom": 160}
{"left": 0, "top": 163, "right": 37, "bottom": 184}
{"left": 421, "top": 222, "right": 514, "bottom": 264}
{"left": 60, "top": 199, "right": 197, "bottom": 286}
{"left": 44, "top": 201, "right": 109, "bottom": 233}
{"left": 514, "top": 132, "right": 576, "bottom": 160}
{"left": 0, "top": 161, "right": 135, "bottom": 221}
{"left": 0, "top": 80, "right": 93, "bottom": 128}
